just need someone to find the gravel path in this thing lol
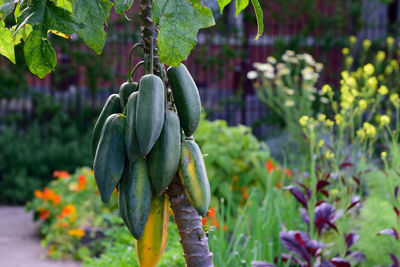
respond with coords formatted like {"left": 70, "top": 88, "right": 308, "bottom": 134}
{"left": 0, "top": 206, "right": 81, "bottom": 267}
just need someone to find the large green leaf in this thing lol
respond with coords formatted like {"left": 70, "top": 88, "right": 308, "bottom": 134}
{"left": 113, "top": 0, "right": 133, "bottom": 14}
{"left": 23, "top": 29, "right": 57, "bottom": 79}
{"left": 0, "top": 0, "right": 16, "bottom": 20}
{"left": 72, "top": 0, "right": 113, "bottom": 54}
{"left": 16, "top": 0, "right": 77, "bottom": 35}
{"left": 0, "top": 24, "right": 15, "bottom": 63}
{"left": 152, "top": 0, "right": 215, "bottom": 66}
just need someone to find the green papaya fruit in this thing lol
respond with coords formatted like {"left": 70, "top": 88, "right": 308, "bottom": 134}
{"left": 167, "top": 64, "right": 201, "bottom": 136}
{"left": 149, "top": 110, "right": 181, "bottom": 194}
{"left": 178, "top": 138, "right": 210, "bottom": 216}
{"left": 119, "top": 158, "right": 152, "bottom": 239}
{"left": 136, "top": 74, "right": 165, "bottom": 155}
{"left": 119, "top": 81, "right": 138, "bottom": 109}
{"left": 92, "top": 94, "right": 121, "bottom": 157}
{"left": 125, "top": 92, "right": 141, "bottom": 163}
{"left": 118, "top": 164, "right": 132, "bottom": 231}
{"left": 93, "top": 114, "right": 126, "bottom": 204}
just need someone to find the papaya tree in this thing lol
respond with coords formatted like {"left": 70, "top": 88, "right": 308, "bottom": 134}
{"left": 0, "top": 0, "right": 263, "bottom": 266}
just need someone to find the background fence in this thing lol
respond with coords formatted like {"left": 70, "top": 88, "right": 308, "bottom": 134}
{"left": 0, "top": 0, "right": 399, "bottom": 138}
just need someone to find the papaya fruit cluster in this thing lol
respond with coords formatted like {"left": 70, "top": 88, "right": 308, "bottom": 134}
{"left": 91, "top": 47, "right": 210, "bottom": 266}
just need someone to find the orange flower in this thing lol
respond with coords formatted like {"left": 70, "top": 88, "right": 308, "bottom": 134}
{"left": 57, "top": 221, "right": 70, "bottom": 228}
{"left": 34, "top": 190, "right": 43, "bottom": 199}
{"left": 211, "top": 218, "right": 219, "bottom": 229}
{"left": 266, "top": 160, "right": 275, "bottom": 173}
{"left": 207, "top": 208, "right": 216, "bottom": 219}
{"left": 68, "top": 228, "right": 85, "bottom": 238}
{"left": 233, "top": 176, "right": 239, "bottom": 182}
{"left": 42, "top": 187, "right": 56, "bottom": 201}
{"left": 39, "top": 210, "right": 50, "bottom": 220}
{"left": 53, "top": 170, "right": 70, "bottom": 179}
{"left": 202, "top": 217, "right": 208, "bottom": 226}
{"left": 48, "top": 245, "right": 55, "bottom": 256}
{"left": 78, "top": 175, "right": 86, "bottom": 190}
{"left": 222, "top": 224, "right": 227, "bottom": 231}
{"left": 241, "top": 186, "right": 248, "bottom": 200}
{"left": 276, "top": 181, "right": 282, "bottom": 189}
{"left": 114, "top": 188, "right": 118, "bottom": 194}
{"left": 59, "top": 204, "right": 76, "bottom": 219}
{"left": 285, "top": 168, "right": 293, "bottom": 178}
{"left": 52, "top": 194, "right": 61, "bottom": 205}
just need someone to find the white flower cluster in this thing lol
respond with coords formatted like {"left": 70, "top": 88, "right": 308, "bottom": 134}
{"left": 247, "top": 50, "right": 323, "bottom": 83}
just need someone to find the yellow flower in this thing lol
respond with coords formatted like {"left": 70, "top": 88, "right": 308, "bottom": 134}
{"left": 317, "top": 113, "right": 327, "bottom": 121}
{"left": 376, "top": 51, "right": 386, "bottom": 62}
{"left": 380, "top": 115, "right": 391, "bottom": 126}
{"left": 381, "top": 151, "right": 387, "bottom": 159}
{"left": 387, "top": 36, "right": 395, "bottom": 47}
{"left": 357, "top": 129, "right": 366, "bottom": 140}
{"left": 341, "top": 71, "right": 350, "bottom": 80}
{"left": 363, "top": 122, "right": 376, "bottom": 138}
{"left": 363, "top": 39, "right": 371, "bottom": 50}
{"left": 358, "top": 99, "right": 367, "bottom": 110}
{"left": 347, "top": 77, "right": 357, "bottom": 87}
{"left": 299, "top": 116, "right": 309, "bottom": 127}
{"left": 68, "top": 228, "right": 85, "bottom": 238}
{"left": 335, "top": 114, "right": 343, "bottom": 125}
{"left": 342, "top": 47, "right": 350, "bottom": 55}
{"left": 322, "top": 84, "right": 332, "bottom": 94}
{"left": 325, "top": 119, "right": 334, "bottom": 127}
{"left": 366, "top": 77, "right": 378, "bottom": 89}
{"left": 385, "top": 65, "right": 393, "bottom": 75}
{"left": 349, "top": 36, "right": 357, "bottom": 45}
{"left": 363, "top": 63, "right": 375, "bottom": 76}
{"left": 284, "top": 99, "right": 295, "bottom": 107}
{"left": 345, "top": 56, "right": 353, "bottom": 67}
{"left": 378, "top": 74, "right": 385, "bottom": 82}
{"left": 390, "top": 93, "right": 399, "bottom": 107}
{"left": 378, "top": 85, "right": 389, "bottom": 95}
{"left": 390, "top": 59, "right": 399, "bottom": 69}
{"left": 325, "top": 151, "right": 334, "bottom": 159}
{"left": 318, "top": 140, "right": 325, "bottom": 148}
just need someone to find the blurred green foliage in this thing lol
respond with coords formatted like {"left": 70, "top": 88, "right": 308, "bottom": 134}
{"left": 195, "top": 114, "right": 271, "bottom": 214}
{"left": 0, "top": 112, "right": 93, "bottom": 204}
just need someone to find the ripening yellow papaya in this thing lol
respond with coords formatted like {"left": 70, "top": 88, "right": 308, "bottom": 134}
{"left": 135, "top": 193, "right": 169, "bottom": 267}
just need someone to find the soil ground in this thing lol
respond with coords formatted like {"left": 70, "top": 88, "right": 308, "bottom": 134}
{"left": 0, "top": 206, "right": 81, "bottom": 267}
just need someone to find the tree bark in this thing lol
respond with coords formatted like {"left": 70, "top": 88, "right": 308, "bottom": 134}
{"left": 138, "top": 1, "right": 213, "bottom": 266}
{"left": 166, "top": 177, "right": 214, "bottom": 267}
{"left": 139, "top": 0, "right": 161, "bottom": 76}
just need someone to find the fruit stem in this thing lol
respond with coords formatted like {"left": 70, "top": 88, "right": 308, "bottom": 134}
{"left": 128, "top": 43, "right": 144, "bottom": 82}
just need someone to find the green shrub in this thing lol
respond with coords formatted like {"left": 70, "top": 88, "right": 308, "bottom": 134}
{"left": 0, "top": 113, "right": 92, "bottom": 204}
{"left": 195, "top": 115, "right": 271, "bottom": 213}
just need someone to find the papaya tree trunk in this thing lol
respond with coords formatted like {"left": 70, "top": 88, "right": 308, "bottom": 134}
{"left": 139, "top": 1, "right": 213, "bottom": 266}
{"left": 166, "top": 176, "right": 214, "bottom": 267}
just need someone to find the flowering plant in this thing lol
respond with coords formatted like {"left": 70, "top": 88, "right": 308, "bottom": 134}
{"left": 248, "top": 50, "right": 326, "bottom": 135}
{"left": 26, "top": 167, "right": 118, "bottom": 259}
